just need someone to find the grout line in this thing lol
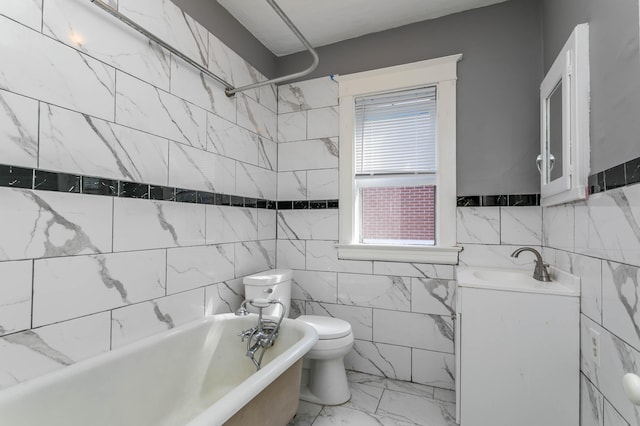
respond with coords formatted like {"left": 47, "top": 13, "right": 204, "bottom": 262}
{"left": 374, "top": 388, "right": 385, "bottom": 415}
{"left": 164, "top": 249, "right": 168, "bottom": 297}
{"left": 29, "top": 259, "right": 35, "bottom": 330}
{"left": 109, "top": 309, "right": 113, "bottom": 351}
{"left": 111, "top": 196, "right": 115, "bottom": 252}
{"left": 36, "top": 101, "right": 41, "bottom": 170}
{"left": 599, "top": 259, "right": 604, "bottom": 325}
{"left": 113, "top": 70, "right": 118, "bottom": 122}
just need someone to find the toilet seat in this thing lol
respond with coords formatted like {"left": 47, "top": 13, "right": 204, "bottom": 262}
{"left": 305, "top": 333, "right": 354, "bottom": 359}
{"left": 297, "top": 315, "right": 352, "bottom": 339}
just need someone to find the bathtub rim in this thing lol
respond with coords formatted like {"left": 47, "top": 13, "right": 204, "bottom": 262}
{"left": 0, "top": 313, "right": 319, "bottom": 426}
{"left": 188, "top": 314, "right": 318, "bottom": 425}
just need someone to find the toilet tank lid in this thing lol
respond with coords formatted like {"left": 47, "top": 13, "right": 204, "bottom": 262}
{"left": 297, "top": 315, "right": 352, "bottom": 339}
{"left": 243, "top": 269, "right": 293, "bottom": 286}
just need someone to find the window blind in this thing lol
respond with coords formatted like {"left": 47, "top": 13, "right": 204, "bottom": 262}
{"left": 355, "top": 86, "right": 437, "bottom": 175}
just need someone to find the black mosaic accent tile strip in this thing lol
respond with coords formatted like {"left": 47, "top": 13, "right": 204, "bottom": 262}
{"left": 149, "top": 186, "right": 175, "bottom": 201}
{"left": 589, "top": 155, "right": 640, "bottom": 195}
{"left": 0, "top": 165, "right": 33, "bottom": 189}
{"left": 0, "top": 164, "right": 279, "bottom": 209}
{"left": 119, "top": 181, "right": 149, "bottom": 199}
{"left": 34, "top": 170, "right": 80, "bottom": 193}
{"left": 481, "top": 195, "right": 508, "bottom": 207}
{"left": 588, "top": 172, "right": 605, "bottom": 196}
{"left": 627, "top": 157, "right": 640, "bottom": 186}
{"left": 175, "top": 189, "right": 197, "bottom": 203}
{"left": 197, "top": 191, "right": 215, "bottom": 205}
{"left": 456, "top": 196, "right": 480, "bottom": 207}
{"left": 508, "top": 194, "right": 540, "bottom": 206}
{"left": 277, "top": 200, "right": 339, "bottom": 210}
{"left": 604, "top": 163, "right": 626, "bottom": 191}
{"left": 457, "top": 194, "right": 540, "bottom": 207}
{"left": 83, "top": 177, "right": 118, "bottom": 196}
{"left": 0, "top": 164, "right": 344, "bottom": 211}
{"left": 229, "top": 195, "right": 244, "bottom": 207}
{"left": 277, "top": 201, "right": 293, "bottom": 210}
{"left": 216, "top": 193, "right": 230, "bottom": 206}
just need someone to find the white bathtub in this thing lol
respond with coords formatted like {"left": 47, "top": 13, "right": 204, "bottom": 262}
{"left": 0, "top": 313, "right": 318, "bottom": 426}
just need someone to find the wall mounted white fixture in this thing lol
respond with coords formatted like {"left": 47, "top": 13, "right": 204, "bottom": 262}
{"left": 623, "top": 373, "right": 640, "bottom": 405}
{"left": 539, "top": 23, "right": 590, "bottom": 207}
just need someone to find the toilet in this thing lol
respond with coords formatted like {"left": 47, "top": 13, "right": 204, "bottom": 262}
{"left": 243, "top": 269, "right": 354, "bottom": 405}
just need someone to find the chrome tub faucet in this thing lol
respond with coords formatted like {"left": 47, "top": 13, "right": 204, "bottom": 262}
{"left": 235, "top": 299, "right": 286, "bottom": 370}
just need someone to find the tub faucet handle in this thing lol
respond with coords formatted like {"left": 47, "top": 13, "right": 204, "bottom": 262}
{"left": 239, "top": 327, "right": 255, "bottom": 342}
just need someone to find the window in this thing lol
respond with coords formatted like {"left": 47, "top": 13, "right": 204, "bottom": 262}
{"left": 337, "top": 55, "right": 462, "bottom": 264}
{"left": 355, "top": 87, "right": 437, "bottom": 246}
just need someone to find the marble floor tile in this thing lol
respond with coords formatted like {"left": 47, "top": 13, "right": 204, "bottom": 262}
{"left": 346, "top": 371, "right": 435, "bottom": 398}
{"left": 313, "top": 405, "right": 418, "bottom": 426}
{"left": 377, "top": 389, "right": 457, "bottom": 426}
{"left": 342, "top": 382, "right": 385, "bottom": 413}
{"left": 434, "top": 389, "right": 456, "bottom": 404}
{"left": 288, "top": 401, "right": 323, "bottom": 426}
{"left": 289, "top": 371, "right": 455, "bottom": 426}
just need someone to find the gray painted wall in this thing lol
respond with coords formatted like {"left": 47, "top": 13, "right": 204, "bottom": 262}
{"left": 278, "top": 0, "right": 543, "bottom": 196}
{"left": 167, "top": 0, "right": 640, "bottom": 191}
{"left": 170, "top": 0, "right": 277, "bottom": 78}
{"left": 543, "top": 0, "right": 640, "bottom": 175}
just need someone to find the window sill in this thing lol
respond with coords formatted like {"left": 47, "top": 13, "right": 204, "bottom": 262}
{"left": 336, "top": 243, "right": 461, "bottom": 264}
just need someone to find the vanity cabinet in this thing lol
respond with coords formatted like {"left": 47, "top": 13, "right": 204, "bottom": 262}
{"left": 455, "top": 267, "right": 580, "bottom": 426}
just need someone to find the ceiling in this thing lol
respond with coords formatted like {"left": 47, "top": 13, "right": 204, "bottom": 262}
{"left": 217, "top": 0, "right": 510, "bottom": 56}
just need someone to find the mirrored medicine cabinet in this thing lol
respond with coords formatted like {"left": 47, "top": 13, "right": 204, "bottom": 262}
{"left": 539, "top": 23, "right": 590, "bottom": 206}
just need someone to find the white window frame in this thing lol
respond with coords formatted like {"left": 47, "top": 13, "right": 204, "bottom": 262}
{"left": 336, "top": 54, "right": 463, "bottom": 264}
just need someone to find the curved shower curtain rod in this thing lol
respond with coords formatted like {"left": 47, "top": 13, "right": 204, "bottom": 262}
{"left": 90, "top": 0, "right": 319, "bottom": 97}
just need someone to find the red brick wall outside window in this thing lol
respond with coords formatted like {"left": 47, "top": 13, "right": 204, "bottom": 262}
{"left": 361, "top": 185, "right": 436, "bottom": 244}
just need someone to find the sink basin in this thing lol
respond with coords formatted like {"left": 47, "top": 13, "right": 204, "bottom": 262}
{"left": 457, "top": 267, "right": 580, "bottom": 296}
{"left": 471, "top": 270, "right": 536, "bottom": 286}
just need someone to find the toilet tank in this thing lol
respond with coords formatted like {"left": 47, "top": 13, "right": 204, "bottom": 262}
{"left": 242, "top": 269, "right": 292, "bottom": 317}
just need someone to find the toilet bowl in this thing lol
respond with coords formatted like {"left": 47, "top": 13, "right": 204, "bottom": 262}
{"left": 242, "top": 269, "right": 354, "bottom": 405}
{"left": 297, "top": 315, "right": 354, "bottom": 405}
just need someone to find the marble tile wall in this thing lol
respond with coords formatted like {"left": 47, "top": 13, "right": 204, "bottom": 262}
{"left": 275, "top": 76, "right": 544, "bottom": 393}
{"left": 542, "top": 184, "right": 640, "bottom": 426}
{"left": 0, "top": 0, "right": 277, "bottom": 389}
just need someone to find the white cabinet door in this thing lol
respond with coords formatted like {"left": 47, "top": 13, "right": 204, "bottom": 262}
{"left": 457, "top": 287, "right": 579, "bottom": 426}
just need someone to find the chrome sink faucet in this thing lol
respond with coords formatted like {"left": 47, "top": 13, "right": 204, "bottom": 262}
{"left": 510, "top": 247, "right": 552, "bottom": 282}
